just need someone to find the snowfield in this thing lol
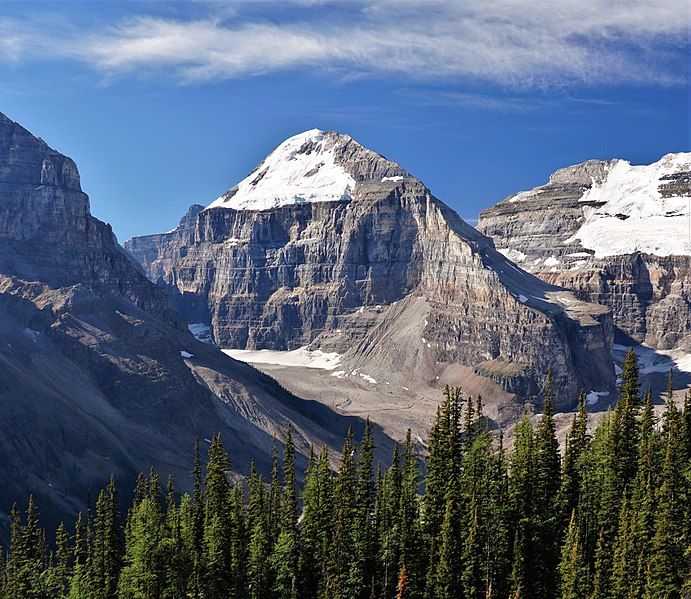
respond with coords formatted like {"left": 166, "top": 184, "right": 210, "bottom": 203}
{"left": 223, "top": 346, "right": 342, "bottom": 370}
{"left": 206, "top": 129, "right": 356, "bottom": 211}
{"left": 566, "top": 152, "right": 691, "bottom": 257}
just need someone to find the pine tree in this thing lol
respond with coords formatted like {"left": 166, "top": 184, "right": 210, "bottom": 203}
{"left": 561, "top": 390, "right": 588, "bottom": 519}
{"left": 89, "top": 476, "right": 121, "bottom": 599}
{"left": 298, "top": 446, "right": 333, "bottom": 599}
{"left": 509, "top": 416, "right": 536, "bottom": 598}
{"left": 354, "top": 418, "right": 376, "bottom": 598}
{"left": 434, "top": 483, "right": 463, "bottom": 598}
{"left": 202, "top": 434, "right": 234, "bottom": 598}
{"left": 47, "top": 521, "right": 72, "bottom": 598}
{"left": 327, "top": 428, "right": 358, "bottom": 599}
{"left": 532, "top": 369, "right": 562, "bottom": 599}
{"left": 559, "top": 511, "right": 589, "bottom": 599}
{"left": 647, "top": 390, "right": 686, "bottom": 598}
{"left": 117, "top": 495, "right": 165, "bottom": 598}
{"left": 248, "top": 462, "right": 271, "bottom": 599}
{"left": 272, "top": 425, "right": 299, "bottom": 599}
{"left": 399, "top": 430, "right": 423, "bottom": 599}
{"left": 593, "top": 349, "right": 640, "bottom": 598}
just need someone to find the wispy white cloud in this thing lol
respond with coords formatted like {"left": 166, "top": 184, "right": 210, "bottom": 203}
{"left": 1, "top": 0, "right": 688, "bottom": 88}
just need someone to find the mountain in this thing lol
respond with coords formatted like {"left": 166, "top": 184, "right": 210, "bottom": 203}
{"left": 125, "top": 129, "right": 615, "bottom": 424}
{"left": 478, "top": 153, "right": 691, "bottom": 352}
{"left": 0, "top": 114, "right": 381, "bottom": 534}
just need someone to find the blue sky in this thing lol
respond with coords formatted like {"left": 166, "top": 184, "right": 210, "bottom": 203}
{"left": 1, "top": 0, "right": 688, "bottom": 241}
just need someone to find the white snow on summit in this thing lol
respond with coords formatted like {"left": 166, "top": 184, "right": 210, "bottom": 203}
{"left": 566, "top": 152, "right": 691, "bottom": 257}
{"left": 206, "top": 129, "right": 356, "bottom": 211}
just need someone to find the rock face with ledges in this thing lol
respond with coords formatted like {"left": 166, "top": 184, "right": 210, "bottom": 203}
{"left": 126, "top": 130, "right": 615, "bottom": 409}
{"left": 477, "top": 152, "right": 691, "bottom": 349}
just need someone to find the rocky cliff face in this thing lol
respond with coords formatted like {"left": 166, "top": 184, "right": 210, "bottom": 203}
{"left": 477, "top": 153, "right": 691, "bottom": 349}
{"left": 0, "top": 114, "right": 381, "bottom": 534}
{"left": 126, "top": 130, "right": 615, "bottom": 410}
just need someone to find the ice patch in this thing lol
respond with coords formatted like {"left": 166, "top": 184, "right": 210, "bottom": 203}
{"left": 180, "top": 351, "right": 194, "bottom": 358}
{"left": 612, "top": 343, "right": 691, "bottom": 375}
{"left": 206, "top": 130, "right": 356, "bottom": 211}
{"left": 23, "top": 328, "right": 39, "bottom": 342}
{"left": 223, "top": 346, "right": 341, "bottom": 370}
{"left": 188, "top": 323, "right": 213, "bottom": 344}
{"left": 518, "top": 294, "right": 528, "bottom": 303}
{"left": 586, "top": 390, "right": 609, "bottom": 406}
{"left": 498, "top": 248, "right": 527, "bottom": 263}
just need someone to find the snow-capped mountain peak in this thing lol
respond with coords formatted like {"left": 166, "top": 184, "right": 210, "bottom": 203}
{"left": 206, "top": 129, "right": 409, "bottom": 211}
{"left": 206, "top": 129, "right": 357, "bottom": 211}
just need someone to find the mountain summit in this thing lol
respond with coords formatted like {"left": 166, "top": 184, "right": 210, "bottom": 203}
{"left": 207, "top": 129, "right": 409, "bottom": 211}
{"left": 126, "top": 130, "right": 615, "bottom": 424}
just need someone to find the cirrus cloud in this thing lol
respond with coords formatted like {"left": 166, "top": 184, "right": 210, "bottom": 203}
{"left": 1, "top": 0, "right": 688, "bottom": 88}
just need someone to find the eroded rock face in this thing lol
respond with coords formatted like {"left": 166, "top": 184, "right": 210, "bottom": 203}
{"left": 0, "top": 114, "right": 381, "bottom": 535}
{"left": 477, "top": 153, "right": 691, "bottom": 349}
{"left": 126, "top": 130, "right": 614, "bottom": 409}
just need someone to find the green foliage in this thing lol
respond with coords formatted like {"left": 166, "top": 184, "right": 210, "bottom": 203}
{"left": 1, "top": 362, "right": 689, "bottom": 599}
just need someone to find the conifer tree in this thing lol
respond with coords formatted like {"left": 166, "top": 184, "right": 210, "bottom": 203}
{"left": 559, "top": 511, "right": 589, "bottom": 599}
{"left": 248, "top": 462, "right": 271, "bottom": 599}
{"left": 354, "top": 418, "right": 376, "bottom": 598}
{"left": 399, "top": 430, "right": 423, "bottom": 599}
{"left": 532, "top": 369, "right": 562, "bottom": 598}
{"left": 509, "top": 416, "right": 536, "bottom": 598}
{"left": 299, "top": 446, "right": 333, "bottom": 599}
{"left": 647, "top": 391, "right": 686, "bottom": 597}
{"left": 272, "top": 425, "right": 299, "bottom": 599}
{"left": 202, "top": 434, "right": 234, "bottom": 598}
{"left": 327, "top": 428, "right": 358, "bottom": 599}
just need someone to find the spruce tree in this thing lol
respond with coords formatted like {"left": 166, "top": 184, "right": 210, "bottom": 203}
{"left": 559, "top": 511, "right": 589, "bottom": 599}
{"left": 272, "top": 425, "right": 299, "bottom": 599}
{"left": 299, "top": 446, "right": 333, "bottom": 599}
{"left": 532, "top": 369, "right": 562, "bottom": 599}
{"left": 647, "top": 392, "right": 687, "bottom": 597}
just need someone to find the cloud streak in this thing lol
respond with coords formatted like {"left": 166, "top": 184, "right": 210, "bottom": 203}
{"left": 2, "top": 0, "right": 688, "bottom": 88}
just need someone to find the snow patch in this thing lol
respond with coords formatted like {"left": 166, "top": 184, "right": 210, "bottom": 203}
{"left": 23, "top": 328, "right": 39, "bottom": 342}
{"left": 544, "top": 256, "right": 560, "bottom": 267}
{"left": 498, "top": 248, "right": 527, "bottom": 263}
{"left": 517, "top": 294, "right": 528, "bottom": 303}
{"left": 223, "top": 346, "right": 341, "bottom": 370}
{"left": 180, "top": 351, "right": 194, "bottom": 358}
{"left": 586, "top": 390, "right": 609, "bottom": 406}
{"left": 382, "top": 176, "right": 404, "bottom": 182}
{"left": 567, "top": 153, "right": 691, "bottom": 257}
{"left": 612, "top": 343, "right": 691, "bottom": 376}
{"left": 188, "top": 323, "right": 213, "bottom": 344}
{"left": 206, "top": 130, "right": 356, "bottom": 211}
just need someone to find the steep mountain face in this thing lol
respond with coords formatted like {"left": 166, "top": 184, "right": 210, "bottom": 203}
{"left": 477, "top": 153, "right": 691, "bottom": 350}
{"left": 0, "top": 114, "right": 377, "bottom": 532}
{"left": 126, "top": 130, "right": 614, "bottom": 411}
